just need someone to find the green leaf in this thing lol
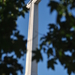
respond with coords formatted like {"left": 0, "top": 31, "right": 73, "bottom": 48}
{"left": 32, "top": 49, "right": 43, "bottom": 62}
{"left": 47, "top": 59, "right": 57, "bottom": 70}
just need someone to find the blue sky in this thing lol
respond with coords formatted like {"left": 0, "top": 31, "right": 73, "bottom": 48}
{"left": 16, "top": 0, "right": 74, "bottom": 75}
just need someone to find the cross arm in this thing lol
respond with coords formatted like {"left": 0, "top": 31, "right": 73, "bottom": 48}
{"left": 26, "top": 1, "right": 31, "bottom": 9}
{"left": 26, "top": 0, "right": 41, "bottom": 9}
{"left": 34, "top": 0, "right": 41, "bottom": 4}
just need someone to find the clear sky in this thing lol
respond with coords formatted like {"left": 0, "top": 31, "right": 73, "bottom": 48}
{"left": 16, "top": 0, "right": 74, "bottom": 75}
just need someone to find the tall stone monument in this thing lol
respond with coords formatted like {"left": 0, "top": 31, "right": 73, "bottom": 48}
{"left": 25, "top": 0, "right": 41, "bottom": 75}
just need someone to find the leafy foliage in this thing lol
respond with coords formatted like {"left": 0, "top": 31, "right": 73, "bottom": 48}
{"left": 33, "top": 0, "right": 75, "bottom": 75}
{"left": 0, "top": 0, "right": 28, "bottom": 75}
{"left": 0, "top": 56, "right": 23, "bottom": 75}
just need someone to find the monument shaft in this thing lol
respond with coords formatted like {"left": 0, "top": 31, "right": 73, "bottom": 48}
{"left": 25, "top": 0, "right": 40, "bottom": 75}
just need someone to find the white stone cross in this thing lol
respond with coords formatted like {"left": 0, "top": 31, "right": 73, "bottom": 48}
{"left": 25, "top": 0, "right": 41, "bottom": 75}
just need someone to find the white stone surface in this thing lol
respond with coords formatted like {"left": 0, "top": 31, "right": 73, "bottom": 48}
{"left": 25, "top": 0, "right": 41, "bottom": 75}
